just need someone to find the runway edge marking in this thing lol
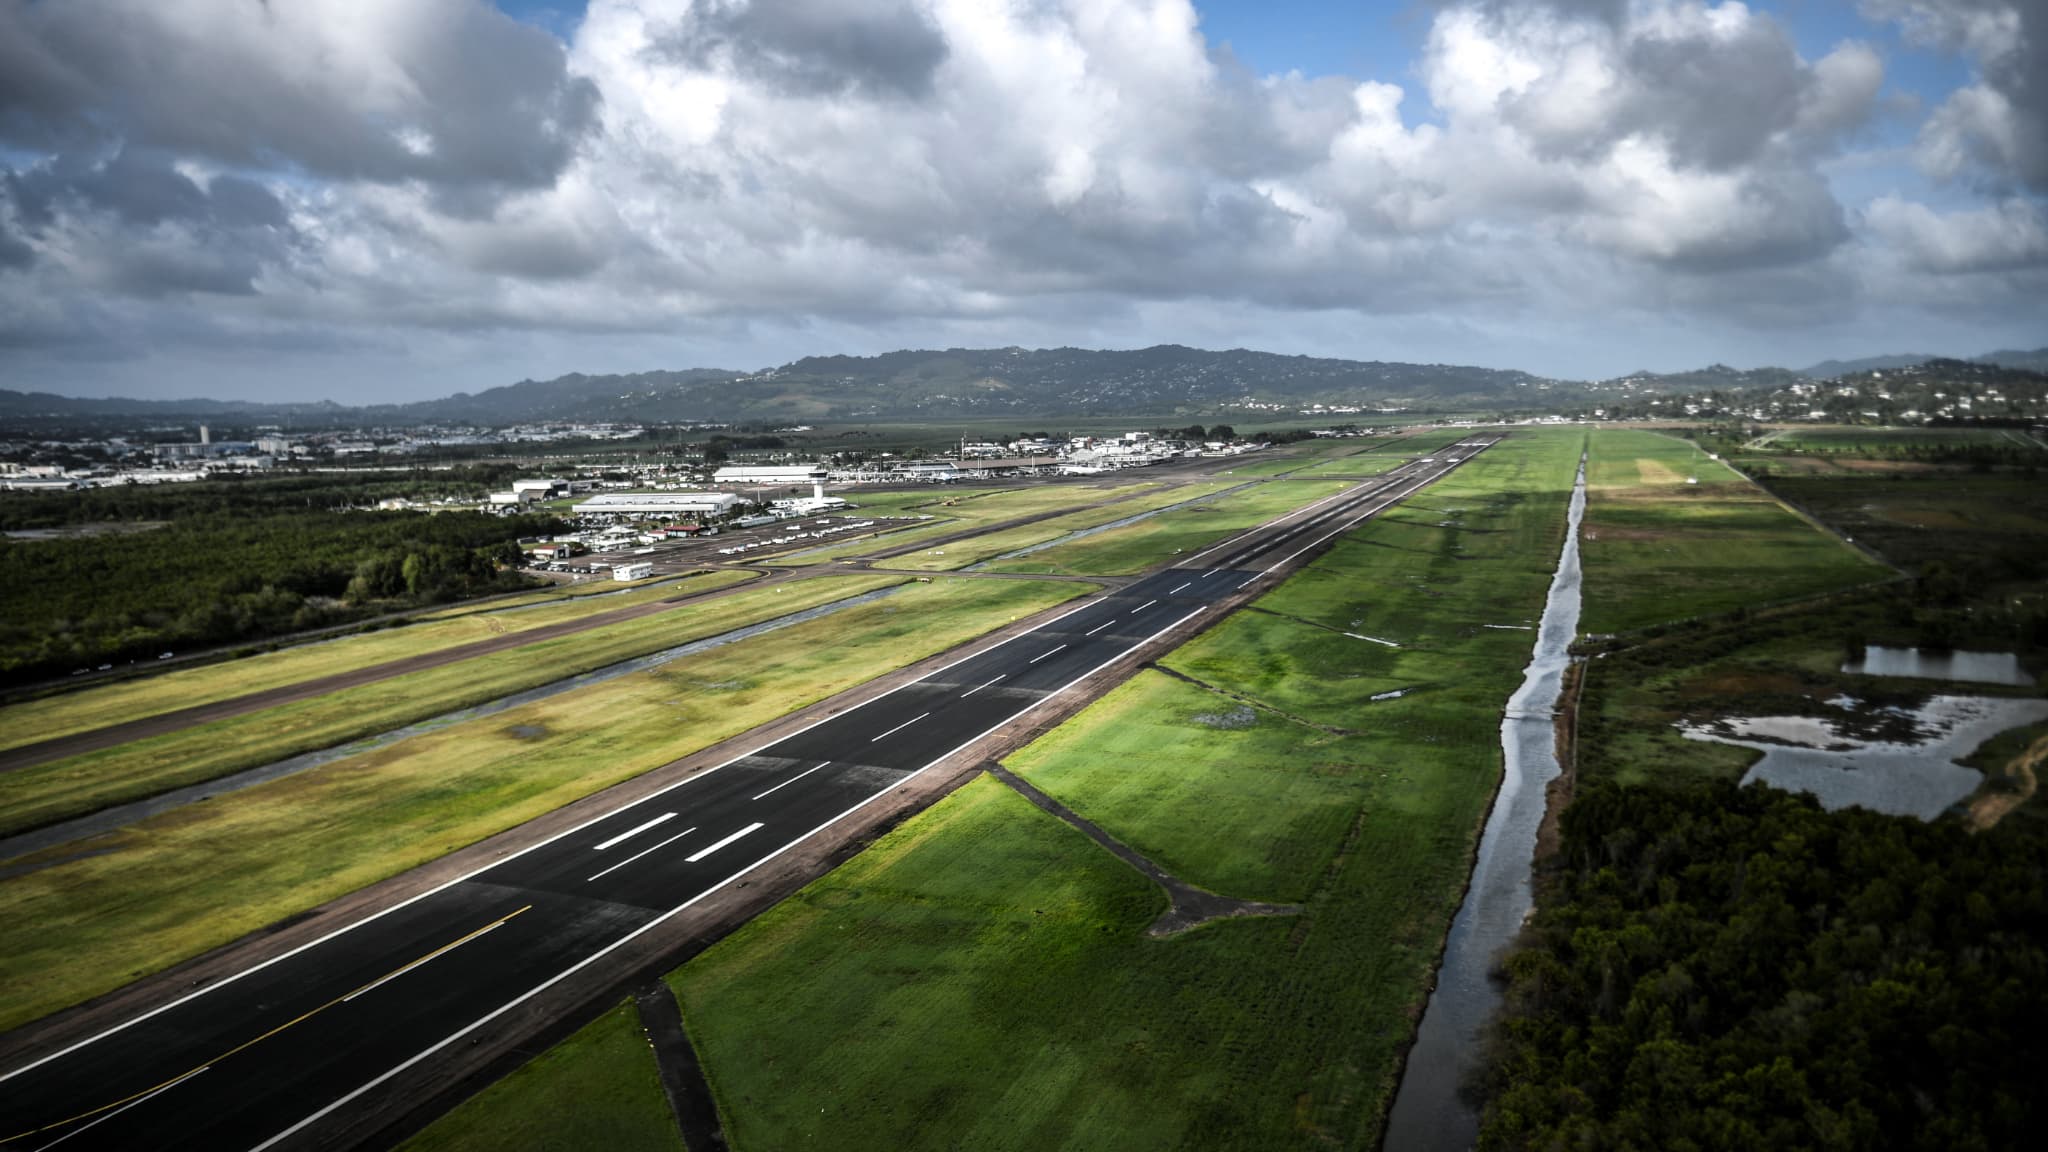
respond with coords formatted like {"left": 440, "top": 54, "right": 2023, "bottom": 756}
{"left": 250, "top": 605, "right": 1209, "bottom": 1152}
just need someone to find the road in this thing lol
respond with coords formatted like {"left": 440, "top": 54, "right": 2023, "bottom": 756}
{"left": 0, "top": 439, "right": 1492, "bottom": 1152}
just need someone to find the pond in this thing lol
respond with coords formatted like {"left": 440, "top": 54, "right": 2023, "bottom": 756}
{"left": 1680, "top": 694, "right": 2048, "bottom": 820}
{"left": 1842, "top": 645, "right": 2034, "bottom": 687}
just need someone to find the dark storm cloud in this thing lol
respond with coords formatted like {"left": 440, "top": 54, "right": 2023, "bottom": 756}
{"left": 3, "top": 145, "right": 300, "bottom": 297}
{"left": 654, "top": 0, "right": 949, "bottom": 100}
{"left": 0, "top": 0, "right": 600, "bottom": 195}
{"left": 7, "top": 148, "right": 286, "bottom": 231}
{"left": 0, "top": 210, "right": 31, "bottom": 269}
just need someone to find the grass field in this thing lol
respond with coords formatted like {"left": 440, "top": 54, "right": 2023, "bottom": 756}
{"left": 0, "top": 575, "right": 904, "bottom": 837}
{"left": 1766, "top": 426, "right": 2029, "bottom": 452}
{"left": 768, "top": 481, "right": 1161, "bottom": 565}
{"left": 1765, "top": 472, "right": 2048, "bottom": 576}
{"left": 0, "top": 570, "right": 760, "bottom": 753}
{"left": 1578, "top": 429, "right": 1886, "bottom": 634}
{"left": 984, "top": 480, "right": 1351, "bottom": 577}
{"left": 1576, "top": 438, "right": 2047, "bottom": 794}
{"left": 0, "top": 576, "right": 1086, "bottom": 1030}
{"left": 886, "top": 482, "right": 1235, "bottom": 571}
{"left": 402, "top": 1000, "right": 682, "bottom": 1152}
{"left": 668, "top": 430, "right": 1585, "bottom": 1150}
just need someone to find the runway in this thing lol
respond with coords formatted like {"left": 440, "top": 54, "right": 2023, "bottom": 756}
{"left": 0, "top": 439, "right": 1492, "bottom": 1152}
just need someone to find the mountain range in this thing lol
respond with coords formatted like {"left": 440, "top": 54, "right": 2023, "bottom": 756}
{"left": 3, "top": 345, "right": 2044, "bottom": 432}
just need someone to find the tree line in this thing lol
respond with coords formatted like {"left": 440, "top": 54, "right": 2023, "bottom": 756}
{"left": 0, "top": 506, "right": 559, "bottom": 684}
{"left": 1477, "top": 779, "right": 2046, "bottom": 1151}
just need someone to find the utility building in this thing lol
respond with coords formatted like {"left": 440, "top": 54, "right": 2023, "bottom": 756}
{"left": 572, "top": 492, "right": 746, "bottom": 518}
{"left": 713, "top": 463, "right": 828, "bottom": 500}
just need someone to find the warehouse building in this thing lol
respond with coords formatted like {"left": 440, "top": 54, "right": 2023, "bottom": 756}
{"left": 713, "top": 463, "right": 828, "bottom": 500}
{"left": 572, "top": 492, "right": 746, "bottom": 518}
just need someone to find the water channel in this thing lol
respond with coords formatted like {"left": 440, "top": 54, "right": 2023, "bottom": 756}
{"left": 1383, "top": 454, "right": 1587, "bottom": 1151}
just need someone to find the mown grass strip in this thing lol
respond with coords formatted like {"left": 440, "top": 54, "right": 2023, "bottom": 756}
{"left": 983, "top": 480, "right": 1352, "bottom": 577}
{"left": 0, "top": 575, "right": 904, "bottom": 837}
{"left": 667, "top": 431, "right": 1585, "bottom": 1150}
{"left": 767, "top": 482, "right": 1163, "bottom": 566}
{"left": 0, "top": 577, "right": 1087, "bottom": 1030}
{"left": 400, "top": 999, "right": 682, "bottom": 1152}
{"left": 0, "top": 570, "right": 759, "bottom": 754}
{"left": 887, "top": 482, "right": 1234, "bottom": 571}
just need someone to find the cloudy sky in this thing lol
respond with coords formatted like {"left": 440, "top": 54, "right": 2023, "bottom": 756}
{"left": 1, "top": 0, "right": 2043, "bottom": 403}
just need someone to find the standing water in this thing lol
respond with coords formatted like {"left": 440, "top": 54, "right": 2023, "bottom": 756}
{"left": 1383, "top": 455, "right": 1587, "bottom": 1151}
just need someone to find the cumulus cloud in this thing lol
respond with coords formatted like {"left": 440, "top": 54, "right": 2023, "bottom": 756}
{"left": 0, "top": 0, "right": 2037, "bottom": 397}
{"left": 0, "top": 0, "right": 599, "bottom": 194}
{"left": 1866, "top": 195, "right": 2048, "bottom": 273}
{"left": 1865, "top": 0, "right": 2046, "bottom": 190}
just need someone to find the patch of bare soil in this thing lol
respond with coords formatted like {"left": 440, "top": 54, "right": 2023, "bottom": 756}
{"left": 1967, "top": 734, "right": 2047, "bottom": 832}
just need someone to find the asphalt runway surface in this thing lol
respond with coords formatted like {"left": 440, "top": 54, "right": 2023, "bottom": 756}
{"left": 0, "top": 440, "right": 1491, "bottom": 1152}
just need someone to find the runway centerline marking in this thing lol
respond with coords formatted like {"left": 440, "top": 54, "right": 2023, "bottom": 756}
{"left": 593, "top": 812, "right": 676, "bottom": 851}
{"left": 751, "top": 763, "right": 830, "bottom": 801}
{"left": 1169, "top": 582, "right": 1191, "bottom": 594}
{"left": 587, "top": 829, "right": 696, "bottom": 882}
{"left": 870, "top": 712, "right": 931, "bottom": 742}
{"left": 343, "top": 909, "right": 529, "bottom": 1002}
{"left": 1028, "top": 644, "right": 1067, "bottom": 664}
{"left": 5, "top": 905, "right": 532, "bottom": 1147}
{"left": 249, "top": 603, "right": 1220, "bottom": 1152}
{"left": 685, "top": 822, "right": 764, "bottom": 863}
{"left": 1127, "top": 599, "right": 1157, "bottom": 615}
{"left": 29, "top": 1068, "right": 209, "bottom": 1151}
{"left": 961, "top": 675, "right": 1005, "bottom": 698}
{"left": 1083, "top": 620, "right": 1113, "bottom": 637}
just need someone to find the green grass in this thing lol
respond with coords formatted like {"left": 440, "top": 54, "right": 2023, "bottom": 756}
{"left": 1764, "top": 472, "right": 2048, "bottom": 576}
{"left": 1579, "top": 429, "right": 1887, "bottom": 634}
{"left": 0, "top": 570, "right": 759, "bottom": 753}
{"left": 768, "top": 481, "right": 1163, "bottom": 565}
{"left": 666, "top": 430, "right": 1586, "bottom": 1150}
{"left": 1766, "top": 426, "right": 2024, "bottom": 452}
{"left": 886, "top": 482, "right": 1234, "bottom": 571}
{"left": 984, "top": 480, "right": 1351, "bottom": 576}
{"left": 402, "top": 999, "right": 682, "bottom": 1152}
{"left": 0, "top": 575, "right": 903, "bottom": 837}
{"left": 0, "top": 576, "right": 1087, "bottom": 1030}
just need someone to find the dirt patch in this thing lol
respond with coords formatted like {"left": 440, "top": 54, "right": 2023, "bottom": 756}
{"left": 1966, "top": 734, "right": 2047, "bottom": 832}
{"left": 1632, "top": 457, "right": 1689, "bottom": 485}
{"left": 1580, "top": 523, "right": 1673, "bottom": 543}
{"left": 1192, "top": 704, "right": 1258, "bottom": 730}
{"left": 1534, "top": 660, "right": 1586, "bottom": 864}
{"left": 504, "top": 724, "right": 550, "bottom": 741}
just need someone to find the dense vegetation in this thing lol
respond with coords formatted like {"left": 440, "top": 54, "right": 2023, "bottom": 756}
{"left": 1481, "top": 434, "right": 2048, "bottom": 1149}
{"left": 0, "top": 500, "right": 558, "bottom": 683}
{"left": 1479, "top": 780, "right": 2046, "bottom": 1151}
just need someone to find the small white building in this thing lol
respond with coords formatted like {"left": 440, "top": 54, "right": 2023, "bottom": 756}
{"left": 613, "top": 561, "right": 655, "bottom": 582}
{"left": 512, "top": 478, "right": 568, "bottom": 501}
